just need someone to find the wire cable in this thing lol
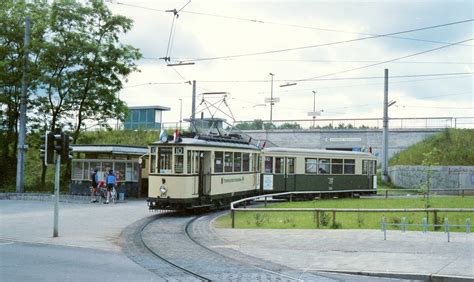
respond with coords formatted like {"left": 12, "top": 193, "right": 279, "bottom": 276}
{"left": 177, "top": 19, "right": 474, "bottom": 63}
{"left": 297, "top": 37, "right": 474, "bottom": 82}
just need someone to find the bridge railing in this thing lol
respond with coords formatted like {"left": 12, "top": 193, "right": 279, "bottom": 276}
{"left": 233, "top": 116, "right": 474, "bottom": 130}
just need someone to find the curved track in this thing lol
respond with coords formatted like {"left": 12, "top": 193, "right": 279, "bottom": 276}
{"left": 123, "top": 211, "right": 388, "bottom": 281}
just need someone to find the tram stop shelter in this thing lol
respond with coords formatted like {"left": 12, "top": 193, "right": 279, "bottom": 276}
{"left": 70, "top": 145, "right": 148, "bottom": 198}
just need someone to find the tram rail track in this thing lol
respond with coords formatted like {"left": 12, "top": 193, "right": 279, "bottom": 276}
{"left": 124, "top": 210, "right": 390, "bottom": 281}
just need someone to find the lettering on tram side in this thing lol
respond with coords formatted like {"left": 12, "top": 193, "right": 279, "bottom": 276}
{"left": 328, "top": 177, "right": 334, "bottom": 190}
{"left": 221, "top": 176, "right": 245, "bottom": 184}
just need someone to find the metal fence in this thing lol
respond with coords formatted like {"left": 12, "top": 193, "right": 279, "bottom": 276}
{"left": 381, "top": 217, "right": 471, "bottom": 242}
{"left": 230, "top": 190, "right": 474, "bottom": 228}
{"left": 233, "top": 116, "right": 474, "bottom": 130}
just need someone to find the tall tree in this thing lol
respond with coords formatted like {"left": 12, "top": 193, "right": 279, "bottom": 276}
{"left": 0, "top": 0, "right": 49, "bottom": 188}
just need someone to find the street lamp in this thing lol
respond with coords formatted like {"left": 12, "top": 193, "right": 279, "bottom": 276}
{"left": 307, "top": 90, "right": 322, "bottom": 128}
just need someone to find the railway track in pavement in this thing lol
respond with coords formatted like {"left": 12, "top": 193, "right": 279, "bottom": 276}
{"left": 123, "top": 211, "right": 394, "bottom": 281}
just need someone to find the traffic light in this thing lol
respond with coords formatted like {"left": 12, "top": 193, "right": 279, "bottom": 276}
{"left": 61, "top": 133, "right": 73, "bottom": 162}
{"left": 40, "top": 132, "right": 55, "bottom": 165}
{"left": 53, "top": 132, "right": 63, "bottom": 156}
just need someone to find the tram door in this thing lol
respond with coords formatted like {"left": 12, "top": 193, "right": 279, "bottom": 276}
{"left": 198, "top": 151, "right": 212, "bottom": 196}
{"left": 274, "top": 157, "right": 296, "bottom": 192}
{"left": 284, "top": 157, "right": 296, "bottom": 191}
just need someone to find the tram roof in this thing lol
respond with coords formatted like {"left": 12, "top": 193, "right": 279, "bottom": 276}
{"left": 263, "top": 147, "right": 376, "bottom": 158}
{"left": 151, "top": 137, "right": 259, "bottom": 150}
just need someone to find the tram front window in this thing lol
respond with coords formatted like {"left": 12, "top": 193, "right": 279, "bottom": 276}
{"left": 158, "top": 147, "right": 172, "bottom": 173}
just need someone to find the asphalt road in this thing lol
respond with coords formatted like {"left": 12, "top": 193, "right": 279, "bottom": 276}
{"left": 0, "top": 239, "right": 157, "bottom": 282}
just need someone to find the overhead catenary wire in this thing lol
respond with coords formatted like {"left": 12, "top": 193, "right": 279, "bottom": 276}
{"left": 120, "top": 72, "right": 473, "bottom": 89}
{"left": 174, "top": 19, "right": 474, "bottom": 63}
{"left": 296, "top": 37, "right": 474, "bottom": 82}
{"left": 110, "top": 1, "right": 473, "bottom": 49}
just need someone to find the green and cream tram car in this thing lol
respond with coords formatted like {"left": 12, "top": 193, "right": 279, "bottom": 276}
{"left": 147, "top": 136, "right": 260, "bottom": 210}
{"left": 260, "top": 147, "right": 377, "bottom": 198}
{"left": 147, "top": 135, "right": 378, "bottom": 210}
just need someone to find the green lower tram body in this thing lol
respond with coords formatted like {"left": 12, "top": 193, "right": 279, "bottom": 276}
{"left": 147, "top": 174, "right": 376, "bottom": 210}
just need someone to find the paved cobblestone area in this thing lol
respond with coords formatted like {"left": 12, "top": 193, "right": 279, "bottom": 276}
{"left": 141, "top": 214, "right": 337, "bottom": 281}
{"left": 213, "top": 220, "right": 474, "bottom": 279}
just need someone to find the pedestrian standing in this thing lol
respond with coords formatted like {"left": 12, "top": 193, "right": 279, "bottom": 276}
{"left": 105, "top": 169, "right": 116, "bottom": 204}
{"left": 91, "top": 168, "right": 99, "bottom": 203}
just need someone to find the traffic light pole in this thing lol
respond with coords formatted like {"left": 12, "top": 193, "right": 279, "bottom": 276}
{"left": 53, "top": 154, "right": 61, "bottom": 237}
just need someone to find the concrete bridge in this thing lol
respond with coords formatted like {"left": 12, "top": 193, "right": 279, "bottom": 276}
{"left": 244, "top": 128, "right": 444, "bottom": 162}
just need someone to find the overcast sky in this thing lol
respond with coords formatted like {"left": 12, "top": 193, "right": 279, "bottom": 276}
{"left": 106, "top": 0, "right": 473, "bottom": 126}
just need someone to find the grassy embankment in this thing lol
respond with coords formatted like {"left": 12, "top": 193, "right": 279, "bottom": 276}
{"left": 216, "top": 197, "right": 474, "bottom": 231}
{"left": 389, "top": 128, "right": 474, "bottom": 166}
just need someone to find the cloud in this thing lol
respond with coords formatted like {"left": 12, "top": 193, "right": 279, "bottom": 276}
{"left": 107, "top": 0, "right": 473, "bottom": 125}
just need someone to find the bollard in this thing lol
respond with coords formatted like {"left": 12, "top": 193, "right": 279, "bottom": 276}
{"left": 332, "top": 211, "right": 336, "bottom": 227}
{"left": 444, "top": 218, "right": 450, "bottom": 242}
{"left": 385, "top": 190, "right": 388, "bottom": 199}
{"left": 402, "top": 217, "right": 406, "bottom": 232}
{"left": 316, "top": 211, "right": 320, "bottom": 228}
{"left": 264, "top": 196, "right": 267, "bottom": 207}
{"left": 231, "top": 209, "right": 235, "bottom": 228}
{"left": 381, "top": 217, "right": 386, "bottom": 240}
{"left": 467, "top": 218, "right": 471, "bottom": 234}
{"left": 290, "top": 194, "right": 293, "bottom": 202}
{"left": 422, "top": 218, "right": 428, "bottom": 233}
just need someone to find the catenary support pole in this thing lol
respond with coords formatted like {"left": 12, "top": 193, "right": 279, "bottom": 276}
{"left": 16, "top": 16, "right": 30, "bottom": 193}
{"left": 191, "top": 80, "right": 196, "bottom": 131}
{"left": 382, "top": 69, "right": 389, "bottom": 183}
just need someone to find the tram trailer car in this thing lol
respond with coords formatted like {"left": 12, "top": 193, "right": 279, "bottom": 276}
{"left": 260, "top": 147, "right": 378, "bottom": 200}
{"left": 147, "top": 136, "right": 260, "bottom": 210}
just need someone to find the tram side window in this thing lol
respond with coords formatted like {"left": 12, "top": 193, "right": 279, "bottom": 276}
{"left": 275, "top": 157, "right": 284, "bottom": 174}
{"left": 287, "top": 158, "right": 295, "bottom": 174}
{"left": 150, "top": 147, "right": 157, "bottom": 173}
{"left": 344, "top": 159, "right": 355, "bottom": 174}
{"left": 331, "top": 159, "right": 343, "bottom": 174}
{"left": 224, "top": 152, "right": 233, "bottom": 172}
{"left": 187, "top": 151, "right": 200, "bottom": 174}
{"left": 305, "top": 158, "right": 317, "bottom": 173}
{"left": 214, "top": 151, "right": 223, "bottom": 173}
{"left": 318, "top": 158, "right": 330, "bottom": 174}
{"left": 264, "top": 157, "right": 273, "bottom": 173}
{"left": 158, "top": 147, "right": 172, "bottom": 173}
{"left": 242, "top": 153, "right": 250, "bottom": 172}
{"left": 234, "top": 152, "right": 242, "bottom": 172}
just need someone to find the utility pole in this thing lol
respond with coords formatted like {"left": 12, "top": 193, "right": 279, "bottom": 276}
{"left": 269, "top": 73, "right": 275, "bottom": 125}
{"left": 16, "top": 16, "right": 30, "bottom": 193}
{"left": 312, "top": 90, "right": 316, "bottom": 128}
{"left": 382, "top": 69, "right": 389, "bottom": 183}
{"left": 191, "top": 80, "right": 196, "bottom": 131}
{"left": 179, "top": 98, "right": 182, "bottom": 131}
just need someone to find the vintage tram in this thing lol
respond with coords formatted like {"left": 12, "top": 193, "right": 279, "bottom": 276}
{"left": 147, "top": 135, "right": 260, "bottom": 210}
{"left": 147, "top": 135, "right": 377, "bottom": 210}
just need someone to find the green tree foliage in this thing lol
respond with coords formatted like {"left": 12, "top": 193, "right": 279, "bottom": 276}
{"left": 389, "top": 129, "right": 474, "bottom": 166}
{"left": 0, "top": 0, "right": 141, "bottom": 189}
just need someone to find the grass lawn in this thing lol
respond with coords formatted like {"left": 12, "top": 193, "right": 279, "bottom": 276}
{"left": 215, "top": 197, "right": 474, "bottom": 232}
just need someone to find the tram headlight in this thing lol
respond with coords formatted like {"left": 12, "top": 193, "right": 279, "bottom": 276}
{"left": 160, "top": 185, "right": 167, "bottom": 196}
